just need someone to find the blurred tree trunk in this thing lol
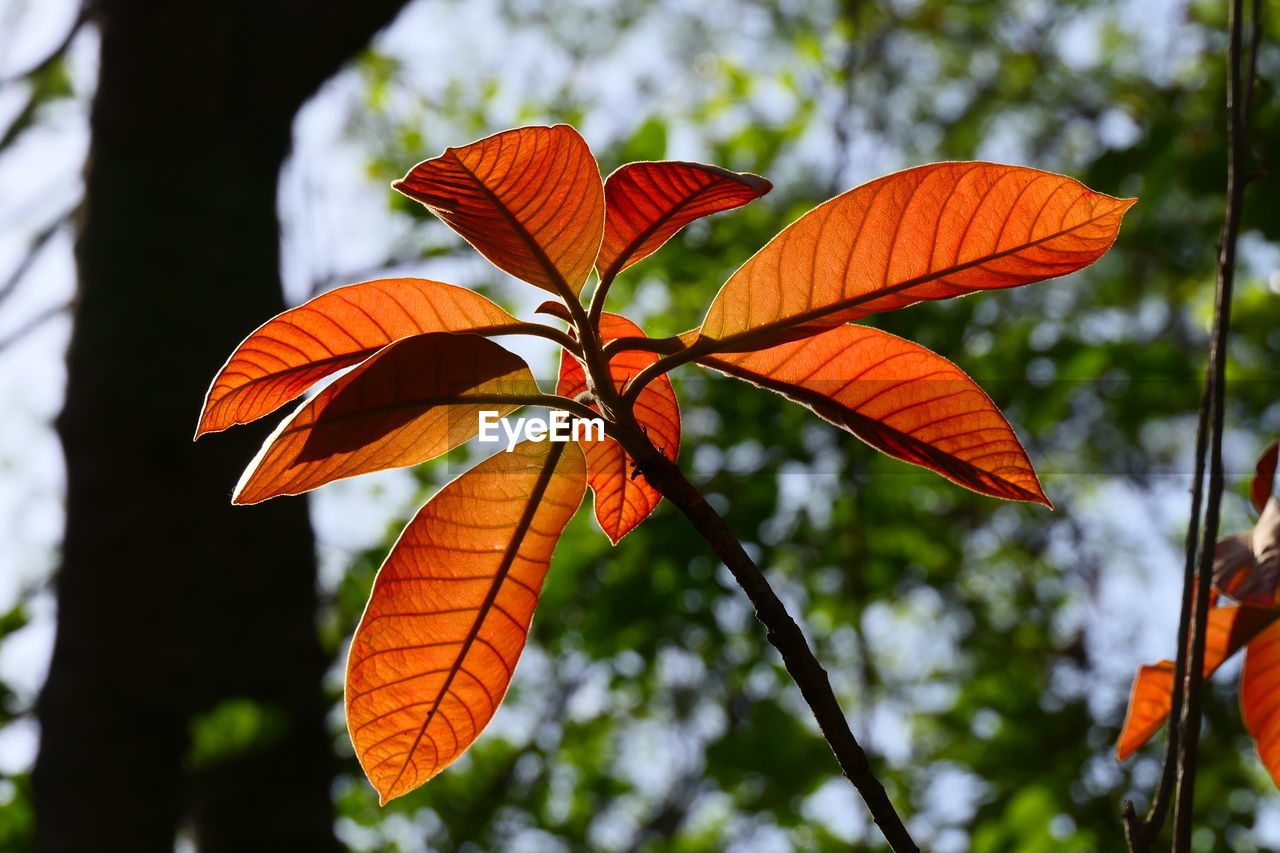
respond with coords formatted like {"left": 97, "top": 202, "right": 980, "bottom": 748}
{"left": 34, "top": 1, "right": 409, "bottom": 849}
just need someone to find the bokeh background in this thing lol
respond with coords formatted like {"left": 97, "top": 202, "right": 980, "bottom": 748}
{"left": 0, "top": 0, "right": 1278, "bottom": 850}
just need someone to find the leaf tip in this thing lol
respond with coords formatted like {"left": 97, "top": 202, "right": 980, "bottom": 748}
{"left": 534, "top": 300, "right": 572, "bottom": 322}
{"left": 740, "top": 172, "right": 773, "bottom": 196}
{"left": 1024, "top": 480, "right": 1053, "bottom": 509}
{"left": 193, "top": 412, "right": 221, "bottom": 441}
{"left": 391, "top": 177, "right": 458, "bottom": 212}
{"left": 230, "top": 469, "right": 263, "bottom": 506}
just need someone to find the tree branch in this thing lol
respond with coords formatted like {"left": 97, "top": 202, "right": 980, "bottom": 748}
{"left": 1168, "top": 1, "right": 1258, "bottom": 850}
{"left": 565, "top": 244, "right": 917, "bottom": 851}
{"left": 1123, "top": 379, "right": 1211, "bottom": 852}
{"left": 601, "top": 334, "right": 686, "bottom": 359}
{"left": 609, "top": 417, "right": 919, "bottom": 852}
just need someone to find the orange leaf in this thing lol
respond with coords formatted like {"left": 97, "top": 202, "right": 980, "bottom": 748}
{"left": 1116, "top": 662, "right": 1177, "bottom": 763}
{"left": 1254, "top": 442, "right": 1279, "bottom": 513}
{"left": 556, "top": 313, "right": 680, "bottom": 542}
{"left": 1214, "top": 498, "right": 1280, "bottom": 605}
{"left": 346, "top": 439, "right": 587, "bottom": 802}
{"left": 1116, "top": 604, "right": 1280, "bottom": 760}
{"left": 1242, "top": 618, "right": 1280, "bottom": 788}
{"left": 233, "top": 334, "right": 536, "bottom": 504}
{"left": 596, "top": 161, "right": 771, "bottom": 280}
{"left": 393, "top": 125, "right": 604, "bottom": 297}
{"left": 197, "top": 278, "right": 522, "bottom": 438}
{"left": 698, "top": 324, "right": 1048, "bottom": 505}
{"left": 696, "top": 162, "right": 1135, "bottom": 352}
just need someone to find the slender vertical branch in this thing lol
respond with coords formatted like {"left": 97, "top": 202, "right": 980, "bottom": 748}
{"left": 1171, "top": 0, "right": 1257, "bottom": 848}
{"left": 1123, "top": 381, "right": 1210, "bottom": 852}
{"left": 1122, "top": 1, "right": 1258, "bottom": 847}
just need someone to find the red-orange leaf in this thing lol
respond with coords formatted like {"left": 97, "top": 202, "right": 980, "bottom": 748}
{"left": 698, "top": 324, "right": 1047, "bottom": 505}
{"left": 1242, "top": 618, "right": 1280, "bottom": 787}
{"left": 197, "top": 279, "right": 523, "bottom": 438}
{"left": 346, "top": 440, "right": 587, "bottom": 802}
{"left": 1116, "top": 662, "right": 1176, "bottom": 764}
{"left": 1116, "top": 604, "right": 1280, "bottom": 760}
{"left": 556, "top": 313, "right": 680, "bottom": 542}
{"left": 233, "top": 334, "right": 537, "bottom": 504}
{"left": 1255, "top": 442, "right": 1279, "bottom": 513}
{"left": 393, "top": 125, "right": 604, "bottom": 297}
{"left": 696, "top": 162, "right": 1136, "bottom": 352}
{"left": 596, "top": 161, "right": 771, "bottom": 280}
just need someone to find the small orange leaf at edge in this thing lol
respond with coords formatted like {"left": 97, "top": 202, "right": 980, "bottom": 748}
{"left": 1116, "top": 603, "right": 1280, "bottom": 761}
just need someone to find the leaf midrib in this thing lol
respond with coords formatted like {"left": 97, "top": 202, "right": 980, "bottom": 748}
{"left": 386, "top": 442, "right": 566, "bottom": 795}
{"left": 703, "top": 204, "right": 1123, "bottom": 354}
{"left": 275, "top": 391, "right": 535, "bottom": 441}
{"left": 447, "top": 148, "right": 583, "bottom": 301}
{"left": 699, "top": 354, "right": 1045, "bottom": 504}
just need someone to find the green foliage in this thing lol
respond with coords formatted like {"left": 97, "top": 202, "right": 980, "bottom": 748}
{"left": 185, "top": 699, "right": 288, "bottom": 771}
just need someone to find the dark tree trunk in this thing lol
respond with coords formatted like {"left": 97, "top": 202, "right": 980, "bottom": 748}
{"left": 34, "top": 2, "right": 409, "bottom": 849}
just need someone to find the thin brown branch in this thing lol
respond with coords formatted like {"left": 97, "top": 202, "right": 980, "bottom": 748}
{"left": 587, "top": 268, "right": 614, "bottom": 329}
{"left": 570, "top": 280, "right": 917, "bottom": 850}
{"left": 601, "top": 334, "right": 686, "bottom": 359}
{"left": 607, "top": 414, "right": 918, "bottom": 851}
{"left": 1169, "top": 0, "right": 1258, "bottom": 849}
{"left": 1121, "top": 3, "right": 1260, "bottom": 847}
{"left": 486, "top": 321, "right": 582, "bottom": 355}
{"left": 1123, "top": 380, "right": 1211, "bottom": 853}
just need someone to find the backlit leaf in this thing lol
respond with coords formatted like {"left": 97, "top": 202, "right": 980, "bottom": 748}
{"left": 1116, "top": 662, "right": 1176, "bottom": 764}
{"left": 1242, "top": 618, "right": 1280, "bottom": 788}
{"left": 346, "top": 440, "right": 587, "bottom": 802}
{"left": 596, "top": 161, "right": 771, "bottom": 280}
{"left": 393, "top": 125, "right": 604, "bottom": 297}
{"left": 233, "top": 334, "right": 536, "bottom": 504}
{"left": 1214, "top": 498, "right": 1280, "bottom": 606}
{"left": 197, "top": 279, "right": 522, "bottom": 437}
{"left": 1254, "top": 442, "right": 1279, "bottom": 513}
{"left": 1116, "top": 604, "right": 1280, "bottom": 760}
{"left": 556, "top": 313, "right": 680, "bottom": 543}
{"left": 698, "top": 324, "right": 1048, "bottom": 505}
{"left": 696, "top": 162, "right": 1135, "bottom": 352}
